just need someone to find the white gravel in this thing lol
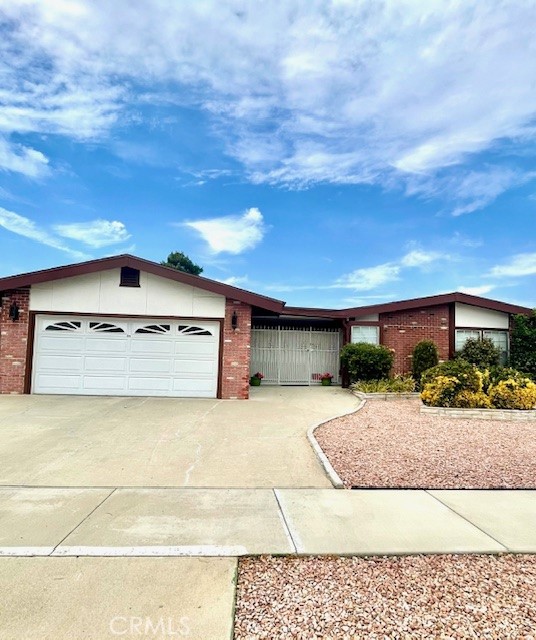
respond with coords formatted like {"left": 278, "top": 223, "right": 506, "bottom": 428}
{"left": 234, "top": 555, "right": 536, "bottom": 639}
{"left": 315, "top": 399, "right": 536, "bottom": 489}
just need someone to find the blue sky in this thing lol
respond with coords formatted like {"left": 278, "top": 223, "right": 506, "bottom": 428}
{"left": 0, "top": 1, "right": 535, "bottom": 309}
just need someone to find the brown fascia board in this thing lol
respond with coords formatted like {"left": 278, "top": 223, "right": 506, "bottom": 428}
{"left": 334, "top": 292, "right": 532, "bottom": 317}
{"left": 0, "top": 254, "right": 286, "bottom": 313}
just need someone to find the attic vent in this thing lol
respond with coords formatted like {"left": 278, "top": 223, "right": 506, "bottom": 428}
{"left": 120, "top": 266, "right": 140, "bottom": 287}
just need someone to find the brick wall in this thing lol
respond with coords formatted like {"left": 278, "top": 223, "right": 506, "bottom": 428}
{"left": 380, "top": 304, "right": 450, "bottom": 375}
{"left": 220, "top": 299, "right": 252, "bottom": 399}
{"left": 0, "top": 289, "right": 30, "bottom": 394}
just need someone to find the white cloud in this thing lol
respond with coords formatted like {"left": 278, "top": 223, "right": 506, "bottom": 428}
{"left": 220, "top": 275, "right": 250, "bottom": 287}
{"left": 54, "top": 219, "right": 131, "bottom": 248}
{"left": 0, "top": 138, "right": 50, "bottom": 178}
{"left": 334, "top": 264, "right": 401, "bottom": 291}
{"left": 0, "top": 0, "right": 536, "bottom": 207}
{"left": 458, "top": 285, "right": 495, "bottom": 296}
{"left": 400, "top": 249, "right": 443, "bottom": 267}
{"left": 183, "top": 207, "right": 266, "bottom": 254}
{"left": 489, "top": 253, "right": 536, "bottom": 278}
{"left": 0, "top": 207, "right": 89, "bottom": 259}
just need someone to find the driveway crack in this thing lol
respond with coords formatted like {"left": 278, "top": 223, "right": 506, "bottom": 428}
{"left": 49, "top": 488, "right": 117, "bottom": 556}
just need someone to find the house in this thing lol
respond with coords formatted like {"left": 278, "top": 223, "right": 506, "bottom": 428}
{"left": 0, "top": 254, "right": 531, "bottom": 399}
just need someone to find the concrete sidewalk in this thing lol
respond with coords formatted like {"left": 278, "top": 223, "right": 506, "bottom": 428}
{"left": 1, "top": 487, "right": 534, "bottom": 556}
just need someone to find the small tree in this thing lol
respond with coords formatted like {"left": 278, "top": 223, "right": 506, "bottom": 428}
{"left": 340, "top": 343, "right": 394, "bottom": 382}
{"left": 510, "top": 310, "right": 536, "bottom": 377}
{"left": 161, "top": 251, "right": 203, "bottom": 276}
{"left": 412, "top": 340, "right": 439, "bottom": 387}
{"left": 457, "top": 337, "right": 500, "bottom": 369}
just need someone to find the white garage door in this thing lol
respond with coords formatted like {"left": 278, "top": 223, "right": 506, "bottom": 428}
{"left": 32, "top": 315, "right": 220, "bottom": 397}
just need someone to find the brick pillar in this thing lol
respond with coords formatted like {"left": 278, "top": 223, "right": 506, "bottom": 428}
{"left": 220, "top": 299, "right": 251, "bottom": 399}
{"left": 0, "top": 289, "right": 30, "bottom": 394}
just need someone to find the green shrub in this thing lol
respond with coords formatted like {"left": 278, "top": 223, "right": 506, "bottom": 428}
{"left": 352, "top": 375, "right": 415, "bottom": 394}
{"left": 340, "top": 343, "right": 394, "bottom": 382}
{"left": 510, "top": 311, "right": 536, "bottom": 377}
{"left": 421, "top": 359, "right": 482, "bottom": 393}
{"left": 457, "top": 337, "right": 501, "bottom": 369}
{"left": 488, "top": 378, "right": 536, "bottom": 410}
{"left": 411, "top": 340, "right": 439, "bottom": 387}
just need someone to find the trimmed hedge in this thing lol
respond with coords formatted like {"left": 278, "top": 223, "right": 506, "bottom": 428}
{"left": 340, "top": 343, "right": 394, "bottom": 382}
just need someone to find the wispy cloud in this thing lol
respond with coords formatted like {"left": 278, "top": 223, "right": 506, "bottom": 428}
{"left": 458, "top": 284, "right": 496, "bottom": 296}
{"left": 0, "top": 208, "right": 89, "bottom": 259}
{"left": 1, "top": 1, "right": 536, "bottom": 211}
{"left": 0, "top": 138, "right": 50, "bottom": 178}
{"left": 334, "top": 264, "right": 401, "bottom": 291}
{"left": 183, "top": 207, "right": 267, "bottom": 254}
{"left": 54, "top": 220, "right": 131, "bottom": 248}
{"left": 489, "top": 253, "right": 536, "bottom": 278}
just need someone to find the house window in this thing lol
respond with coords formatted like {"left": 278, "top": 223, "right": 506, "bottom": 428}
{"left": 455, "top": 329, "right": 509, "bottom": 365}
{"left": 120, "top": 267, "right": 140, "bottom": 287}
{"left": 351, "top": 325, "right": 379, "bottom": 345}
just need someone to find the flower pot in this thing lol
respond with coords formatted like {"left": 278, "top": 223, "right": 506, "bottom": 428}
{"left": 250, "top": 377, "right": 262, "bottom": 386}
{"left": 321, "top": 378, "right": 332, "bottom": 386}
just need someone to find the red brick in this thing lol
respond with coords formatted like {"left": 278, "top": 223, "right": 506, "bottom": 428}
{"left": 0, "top": 289, "right": 30, "bottom": 394}
{"left": 380, "top": 304, "right": 450, "bottom": 375}
{"left": 220, "top": 299, "right": 252, "bottom": 399}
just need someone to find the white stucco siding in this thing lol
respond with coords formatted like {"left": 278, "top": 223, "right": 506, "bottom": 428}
{"left": 455, "top": 303, "right": 509, "bottom": 329}
{"left": 29, "top": 269, "right": 226, "bottom": 318}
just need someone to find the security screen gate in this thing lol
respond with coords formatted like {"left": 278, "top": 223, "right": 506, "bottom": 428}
{"left": 251, "top": 326, "right": 342, "bottom": 385}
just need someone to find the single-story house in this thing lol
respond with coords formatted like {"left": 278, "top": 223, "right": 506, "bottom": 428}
{"left": 0, "top": 254, "right": 531, "bottom": 399}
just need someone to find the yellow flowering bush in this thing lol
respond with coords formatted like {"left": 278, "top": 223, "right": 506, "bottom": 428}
{"left": 421, "top": 362, "right": 536, "bottom": 410}
{"left": 488, "top": 378, "right": 536, "bottom": 410}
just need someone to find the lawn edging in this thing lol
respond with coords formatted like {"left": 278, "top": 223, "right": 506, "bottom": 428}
{"left": 421, "top": 405, "right": 536, "bottom": 421}
{"left": 307, "top": 396, "right": 366, "bottom": 489}
{"left": 352, "top": 390, "right": 420, "bottom": 401}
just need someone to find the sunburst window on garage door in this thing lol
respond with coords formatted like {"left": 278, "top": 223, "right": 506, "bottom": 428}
{"left": 177, "top": 325, "right": 213, "bottom": 335}
{"left": 89, "top": 322, "right": 125, "bottom": 333}
{"left": 135, "top": 324, "right": 171, "bottom": 334}
{"left": 45, "top": 321, "right": 81, "bottom": 331}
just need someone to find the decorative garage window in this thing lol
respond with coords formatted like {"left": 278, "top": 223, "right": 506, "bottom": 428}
{"left": 135, "top": 324, "right": 171, "bottom": 334}
{"left": 351, "top": 325, "right": 379, "bottom": 345}
{"left": 45, "top": 321, "right": 81, "bottom": 331}
{"left": 177, "top": 325, "right": 212, "bottom": 336}
{"left": 89, "top": 322, "right": 125, "bottom": 333}
{"left": 455, "top": 329, "right": 509, "bottom": 365}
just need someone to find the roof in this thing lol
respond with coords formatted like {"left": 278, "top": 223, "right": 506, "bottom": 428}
{"left": 0, "top": 254, "right": 286, "bottom": 313}
{"left": 0, "top": 255, "right": 531, "bottom": 317}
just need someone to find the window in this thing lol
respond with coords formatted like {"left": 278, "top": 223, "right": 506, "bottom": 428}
{"left": 455, "top": 329, "right": 509, "bottom": 365}
{"left": 120, "top": 267, "right": 140, "bottom": 287}
{"left": 351, "top": 325, "right": 379, "bottom": 345}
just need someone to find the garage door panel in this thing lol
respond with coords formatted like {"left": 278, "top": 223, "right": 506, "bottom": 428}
{"left": 129, "top": 358, "right": 172, "bottom": 374}
{"left": 174, "top": 340, "right": 215, "bottom": 355}
{"left": 172, "top": 378, "right": 215, "bottom": 393}
{"left": 37, "top": 355, "right": 84, "bottom": 371}
{"left": 35, "top": 374, "right": 82, "bottom": 390}
{"left": 85, "top": 338, "right": 128, "bottom": 353}
{"left": 32, "top": 315, "right": 219, "bottom": 398}
{"left": 82, "top": 376, "right": 127, "bottom": 391}
{"left": 127, "top": 377, "right": 172, "bottom": 391}
{"left": 83, "top": 356, "right": 128, "bottom": 373}
{"left": 38, "top": 336, "right": 85, "bottom": 352}
{"left": 131, "top": 340, "right": 174, "bottom": 355}
{"left": 172, "top": 359, "right": 215, "bottom": 375}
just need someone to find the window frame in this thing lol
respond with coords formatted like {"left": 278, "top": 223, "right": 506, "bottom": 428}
{"left": 350, "top": 325, "right": 380, "bottom": 345}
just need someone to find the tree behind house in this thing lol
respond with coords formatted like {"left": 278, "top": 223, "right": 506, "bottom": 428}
{"left": 161, "top": 251, "right": 203, "bottom": 276}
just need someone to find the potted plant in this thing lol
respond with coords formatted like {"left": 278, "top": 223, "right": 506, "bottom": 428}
{"left": 250, "top": 372, "right": 264, "bottom": 386}
{"left": 320, "top": 372, "right": 333, "bottom": 386}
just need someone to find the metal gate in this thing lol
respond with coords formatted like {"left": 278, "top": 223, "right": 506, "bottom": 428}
{"left": 251, "top": 326, "right": 342, "bottom": 385}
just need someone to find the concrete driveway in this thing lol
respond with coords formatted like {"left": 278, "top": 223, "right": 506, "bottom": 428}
{"left": 0, "top": 386, "right": 358, "bottom": 488}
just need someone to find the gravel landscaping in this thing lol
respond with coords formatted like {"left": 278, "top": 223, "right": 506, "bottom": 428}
{"left": 234, "top": 555, "right": 536, "bottom": 639}
{"left": 315, "top": 398, "right": 536, "bottom": 489}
